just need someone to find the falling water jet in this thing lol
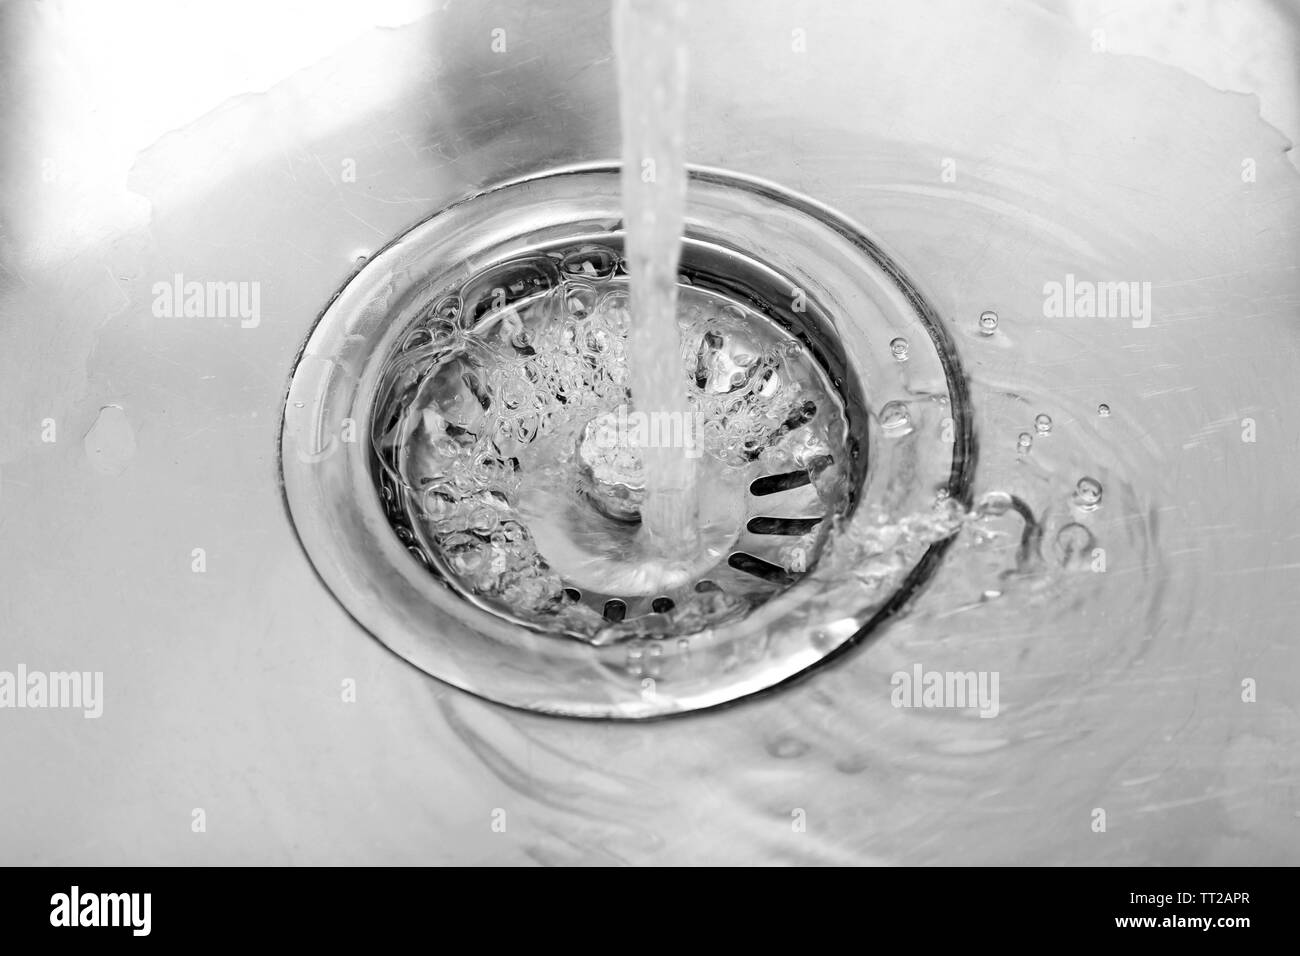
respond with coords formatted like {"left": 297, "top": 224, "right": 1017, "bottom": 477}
{"left": 613, "top": 0, "right": 700, "bottom": 559}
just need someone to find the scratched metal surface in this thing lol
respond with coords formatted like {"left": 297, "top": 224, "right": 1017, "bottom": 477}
{"left": 1, "top": 0, "right": 1297, "bottom": 864}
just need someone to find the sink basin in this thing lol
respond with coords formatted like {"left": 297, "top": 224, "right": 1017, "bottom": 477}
{"left": 1, "top": 0, "right": 1296, "bottom": 864}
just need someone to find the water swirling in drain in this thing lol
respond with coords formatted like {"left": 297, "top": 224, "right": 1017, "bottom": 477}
{"left": 370, "top": 242, "right": 856, "bottom": 644}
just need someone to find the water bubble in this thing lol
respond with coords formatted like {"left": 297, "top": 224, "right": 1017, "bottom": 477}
{"left": 717, "top": 303, "right": 746, "bottom": 325}
{"left": 428, "top": 319, "right": 458, "bottom": 350}
{"left": 978, "top": 310, "right": 998, "bottom": 335}
{"left": 402, "top": 327, "right": 433, "bottom": 352}
{"left": 1016, "top": 432, "right": 1032, "bottom": 453}
{"left": 461, "top": 257, "right": 558, "bottom": 324}
{"left": 1098, "top": 403, "right": 1111, "bottom": 417}
{"left": 1072, "top": 476, "right": 1103, "bottom": 510}
{"left": 878, "top": 401, "right": 913, "bottom": 436}
{"left": 443, "top": 532, "right": 488, "bottom": 575}
{"left": 432, "top": 436, "right": 462, "bottom": 460}
{"left": 598, "top": 290, "right": 631, "bottom": 335}
{"left": 498, "top": 377, "right": 531, "bottom": 412}
{"left": 421, "top": 482, "right": 463, "bottom": 528}
{"left": 507, "top": 325, "right": 532, "bottom": 353}
{"left": 564, "top": 284, "right": 597, "bottom": 318}
{"left": 524, "top": 359, "right": 553, "bottom": 388}
{"left": 1053, "top": 522, "right": 1095, "bottom": 567}
{"left": 889, "top": 337, "right": 910, "bottom": 361}
{"left": 431, "top": 294, "right": 462, "bottom": 324}
{"left": 560, "top": 246, "right": 618, "bottom": 280}
{"left": 976, "top": 490, "right": 1014, "bottom": 517}
{"left": 514, "top": 415, "right": 540, "bottom": 443}
{"left": 469, "top": 504, "right": 499, "bottom": 533}
{"left": 1034, "top": 413, "right": 1052, "bottom": 434}
{"left": 471, "top": 453, "right": 506, "bottom": 486}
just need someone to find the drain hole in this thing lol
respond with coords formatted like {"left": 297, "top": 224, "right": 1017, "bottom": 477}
{"left": 694, "top": 579, "right": 719, "bottom": 592}
{"left": 563, "top": 587, "right": 582, "bottom": 602}
{"left": 750, "top": 470, "right": 810, "bottom": 496}
{"left": 746, "top": 516, "right": 823, "bottom": 536}
{"left": 651, "top": 597, "right": 675, "bottom": 614}
{"left": 603, "top": 599, "right": 627, "bottom": 623}
{"left": 728, "top": 552, "right": 799, "bottom": 585}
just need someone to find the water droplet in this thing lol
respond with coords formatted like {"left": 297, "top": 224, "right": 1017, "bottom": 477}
{"left": 83, "top": 404, "right": 137, "bottom": 477}
{"left": 1072, "top": 476, "right": 1103, "bottom": 510}
{"left": 766, "top": 736, "right": 811, "bottom": 759}
{"left": 1098, "top": 403, "right": 1111, "bottom": 417}
{"left": 1053, "top": 522, "right": 1095, "bottom": 567}
{"left": 978, "top": 310, "right": 998, "bottom": 335}
{"left": 879, "top": 401, "right": 913, "bottom": 436}
{"left": 1016, "top": 432, "right": 1033, "bottom": 453}
{"left": 889, "top": 336, "right": 909, "bottom": 361}
{"left": 1034, "top": 413, "right": 1053, "bottom": 434}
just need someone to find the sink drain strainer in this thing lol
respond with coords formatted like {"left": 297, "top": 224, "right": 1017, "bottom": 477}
{"left": 373, "top": 241, "right": 856, "bottom": 645}
{"left": 281, "top": 165, "right": 972, "bottom": 717}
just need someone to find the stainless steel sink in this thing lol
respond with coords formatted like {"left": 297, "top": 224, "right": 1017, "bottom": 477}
{"left": 2, "top": 0, "right": 1296, "bottom": 864}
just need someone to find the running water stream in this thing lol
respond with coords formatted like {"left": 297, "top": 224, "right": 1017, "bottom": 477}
{"left": 612, "top": 0, "right": 699, "bottom": 556}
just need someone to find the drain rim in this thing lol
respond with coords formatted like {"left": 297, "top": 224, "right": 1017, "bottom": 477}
{"left": 279, "top": 163, "right": 974, "bottom": 719}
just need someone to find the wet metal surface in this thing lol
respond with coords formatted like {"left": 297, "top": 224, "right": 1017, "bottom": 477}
{"left": 1, "top": 0, "right": 1297, "bottom": 863}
